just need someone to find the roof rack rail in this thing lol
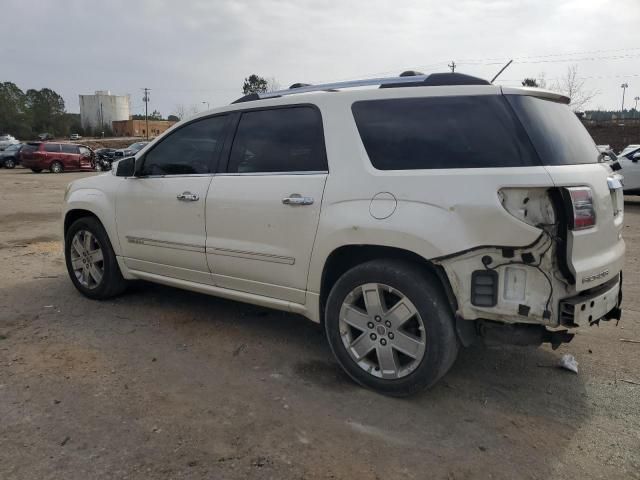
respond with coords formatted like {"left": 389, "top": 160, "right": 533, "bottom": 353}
{"left": 231, "top": 72, "right": 490, "bottom": 103}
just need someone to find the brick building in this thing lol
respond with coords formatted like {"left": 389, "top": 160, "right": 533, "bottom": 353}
{"left": 112, "top": 119, "right": 177, "bottom": 138}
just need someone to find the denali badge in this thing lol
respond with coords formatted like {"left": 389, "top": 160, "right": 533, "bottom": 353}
{"left": 583, "top": 270, "right": 609, "bottom": 283}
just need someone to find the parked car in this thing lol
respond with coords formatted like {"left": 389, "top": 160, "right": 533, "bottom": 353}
{"left": 70, "top": 133, "right": 82, "bottom": 140}
{"left": 0, "top": 143, "right": 23, "bottom": 168}
{"left": 618, "top": 144, "right": 640, "bottom": 157}
{"left": 62, "top": 72, "right": 624, "bottom": 396}
{"left": 20, "top": 142, "right": 95, "bottom": 173}
{"left": 617, "top": 146, "right": 640, "bottom": 194}
{"left": 95, "top": 148, "right": 117, "bottom": 171}
{"left": 38, "top": 133, "right": 54, "bottom": 141}
{"left": 0, "top": 134, "right": 20, "bottom": 150}
{"left": 113, "top": 141, "right": 149, "bottom": 158}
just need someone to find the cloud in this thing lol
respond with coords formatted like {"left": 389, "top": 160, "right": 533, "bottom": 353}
{"left": 2, "top": 0, "right": 639, "bottom": 114}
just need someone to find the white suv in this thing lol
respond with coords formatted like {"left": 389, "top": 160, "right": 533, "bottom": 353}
{"left": 62, "top": 72, "right": 625, "bottom": 396}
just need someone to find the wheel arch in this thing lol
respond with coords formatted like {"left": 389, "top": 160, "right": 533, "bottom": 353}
{"left": 64, "top": 189, "right": 121, "bottom": 255}
{"left": 318, "top": 244, "right": 458, "bottom": 324}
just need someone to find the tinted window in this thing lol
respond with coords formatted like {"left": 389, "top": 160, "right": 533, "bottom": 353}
{"left": 228, "top": 107, "right": 327, "bottom": 173}
{"left": 352, "top": 96, "right": 539, "bottom": 170}
{"left": 507, "top": 95, "right": 599, "bottom": 165}
{"left": 61, "top": 144, "right": 80, "bottom": 154}
{"left": 44, "top": 143, "right": 60, "bottom": 153}
{"left": 141, "top": 116, "right": 228, "bottom": 175}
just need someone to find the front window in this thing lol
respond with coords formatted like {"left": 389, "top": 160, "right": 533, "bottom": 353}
{"left": 140, "top": 116, "right": 228, "bottom": 176}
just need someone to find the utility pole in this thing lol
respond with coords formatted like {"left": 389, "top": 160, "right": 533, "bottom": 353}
{"left": 448, "top": 61, "right": 457, "bottom": 73}
{"left": 634, "top": 96, "right": 639, "bottom": 111}
{"left": 202, "top": 101, "right": 210, "bottom": 110}
{"left": 99, "top": 102, "right": 104, "bottom": 133}
{"left": 621, "top": 83, "right": 628, "bottom": 113}
{"left": 142, "top": 88, "right": 151, "bottom": 140}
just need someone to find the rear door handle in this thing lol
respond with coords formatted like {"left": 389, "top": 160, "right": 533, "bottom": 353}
{"left": 177, "top": 192, "right": 199, "bottom": 202}
{"left": 282, "top": 194, "right": 314, "bottom": 206}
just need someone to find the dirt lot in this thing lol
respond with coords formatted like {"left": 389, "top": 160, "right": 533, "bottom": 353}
{"left": 0, "top": 167, "right": 639, "bottom": 480}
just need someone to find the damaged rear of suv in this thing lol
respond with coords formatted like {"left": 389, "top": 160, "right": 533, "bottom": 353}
{"left": 320, "top": 76, "right": 624, "bottom": 395}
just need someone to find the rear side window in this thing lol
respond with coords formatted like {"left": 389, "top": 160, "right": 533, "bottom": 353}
{"left": 22, "top": 144, "right": 38, "bottom": 154}
{"left": 61, "top": 144, "right": 80, "bottom": 154}
{"left": 507, "top": 95, "right": 599, "bottom": 165}
{"left": 352, "top": 96, "right": 539, "bottom": 170}
{"left": 141, "top": 115, "right": 228, "bottom": 175}
{"left": 44, "top": 143, "right": 60, "bottom": 153}
{"left": 228, "top": 107, "right": 327, "bottom": 173}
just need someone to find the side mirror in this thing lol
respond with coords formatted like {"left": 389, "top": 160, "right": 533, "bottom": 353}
{"left": 115, "top": 156, "right": 136, "bottom": 177}
{"left": 632, "top": 152, "right": 640, "bottom": 162}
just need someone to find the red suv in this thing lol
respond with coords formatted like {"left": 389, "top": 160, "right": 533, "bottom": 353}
{"left": 20, "top": 142, "right": 95, "bottom": 173}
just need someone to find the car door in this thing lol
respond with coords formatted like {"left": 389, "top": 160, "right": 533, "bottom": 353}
{"left": 115, "top": 115, "right": 230, "bottom": 284}
{"left": 619, "top": 150, "right": 640, "bottom": 191}
{"left": 43, "top": 143, "right": 61, "bottom": 166}
{"left": 60, "top": 144, "right": 81, "bottom": 170}
{"left": 206, "top": 106, "right": 328, "bottom": 304}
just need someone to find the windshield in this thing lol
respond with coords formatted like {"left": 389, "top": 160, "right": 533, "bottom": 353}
{"left": 129, "top": 142, "right": 147, "bottom": 150}
{"left": 620, "top": 145, "right": 640, "bottom": 157}
{"left": 507, "top": 95, "right": 599, "bottom": 165}
{"left": 5, "top": 144, "right": 20, "bottom": 151}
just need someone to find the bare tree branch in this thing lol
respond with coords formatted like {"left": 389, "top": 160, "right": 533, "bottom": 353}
{"left": 551, "top": 65, "right": 598, "bottom": 112}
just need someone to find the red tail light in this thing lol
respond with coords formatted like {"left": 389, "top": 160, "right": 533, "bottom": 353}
{"left": 566, "top": 187, "right": 596, "bottom": 230}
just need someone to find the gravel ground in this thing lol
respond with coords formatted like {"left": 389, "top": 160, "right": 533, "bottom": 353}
{"left": 0, "top": 167, "right": 639, "bottom": 480}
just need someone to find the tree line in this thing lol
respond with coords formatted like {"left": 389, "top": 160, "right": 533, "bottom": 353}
{"left": 0, "top": 82, "right": 80, "bottom": 139}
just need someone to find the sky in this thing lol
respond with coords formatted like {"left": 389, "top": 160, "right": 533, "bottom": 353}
{"left": 3, "top": 0, "right": 640, "bottom": 116}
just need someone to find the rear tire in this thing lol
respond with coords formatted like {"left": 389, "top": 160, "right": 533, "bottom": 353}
{"left": 65, "top": 216, "right": 127, "bottom": 300}
{"left": 4, "top": 158, "right": 16, "bottom": 169}
{"left": 31, "top": 168, "right": 42, "bottom": 173}
{"left": 50, "top": 161, "right": 63, "bottom": 174}
{"left": 325, "top": 259, "right": 459, "bottom": 396}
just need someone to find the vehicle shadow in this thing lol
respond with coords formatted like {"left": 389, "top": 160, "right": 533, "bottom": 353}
{"left": 2, "top": 276, "right": 588, "bottom": 479}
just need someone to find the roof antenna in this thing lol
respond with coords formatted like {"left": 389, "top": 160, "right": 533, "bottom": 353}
{"left": 491, "top": 59, "right": 513, "bottom": 83}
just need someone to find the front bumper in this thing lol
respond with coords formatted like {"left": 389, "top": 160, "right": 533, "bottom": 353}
{"left": 559, "top": 274, "right": 622, "bottom": 326}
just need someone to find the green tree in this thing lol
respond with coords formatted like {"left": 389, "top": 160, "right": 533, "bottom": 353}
{"left": 242, "top": 74, "right": 268, "bottom": 94}
{"left": 167, "top": 114, "right": 180, "bottom": 122}
{"left": 149, "top": 110, "right": 163, "bottom": 121}
{"left": 522, "top": 78, "right": 539, "bottom": 87}
{"left": 0, "top": 82, "right": 31, "bottom": 138}
{"left": 25, "top": 88, "right": 67, "bottom": 135}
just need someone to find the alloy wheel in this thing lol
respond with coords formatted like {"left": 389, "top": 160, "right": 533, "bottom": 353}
{"left": 70, "top": 230, "right": 105, "bottom": 289}
{"left": 338, "top": 283, "right": 427, "bottom": 379}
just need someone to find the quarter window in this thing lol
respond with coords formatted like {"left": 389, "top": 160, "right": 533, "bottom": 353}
{"left": 227, "top": 107, "right": 327, "bottom": 173}
{"left": 141, "top": 116, "right": 228, "bottom": 175}
{"left": 352, "top": 96, "right": 539, "bottom": 170}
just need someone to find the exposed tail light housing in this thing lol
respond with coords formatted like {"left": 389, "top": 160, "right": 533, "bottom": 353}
{"left": 565, "top": 187, "right": 596, "bottom": 230}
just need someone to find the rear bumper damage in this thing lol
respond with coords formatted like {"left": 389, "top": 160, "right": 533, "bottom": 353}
{"left": 435, "top": 239, "right": 623, "bottom": 349}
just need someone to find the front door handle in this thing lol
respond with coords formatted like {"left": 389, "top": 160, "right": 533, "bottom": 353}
{"left": 282, "top": 194, "right": 314, "bottom": 206}
{"left": 177, "top": 192, "right": 200, "bottom": 202}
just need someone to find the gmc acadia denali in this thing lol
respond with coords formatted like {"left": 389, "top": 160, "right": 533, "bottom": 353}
{"left": 62, "top": 72, "right": 624, "bottom": 396}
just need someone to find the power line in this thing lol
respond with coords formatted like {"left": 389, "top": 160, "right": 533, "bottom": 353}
{"left": 455, "top": 46, "right": 640, "bottom": 63}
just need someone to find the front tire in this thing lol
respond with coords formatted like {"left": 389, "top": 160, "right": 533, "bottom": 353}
{"left": 4, "top": 158, "right": 16, "bottom": 169}
{"left": 65, "top": 217, "right": 127, "bottom": 299}
{"left": 325, "top": 259, "right": 459, "bottom": 396}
